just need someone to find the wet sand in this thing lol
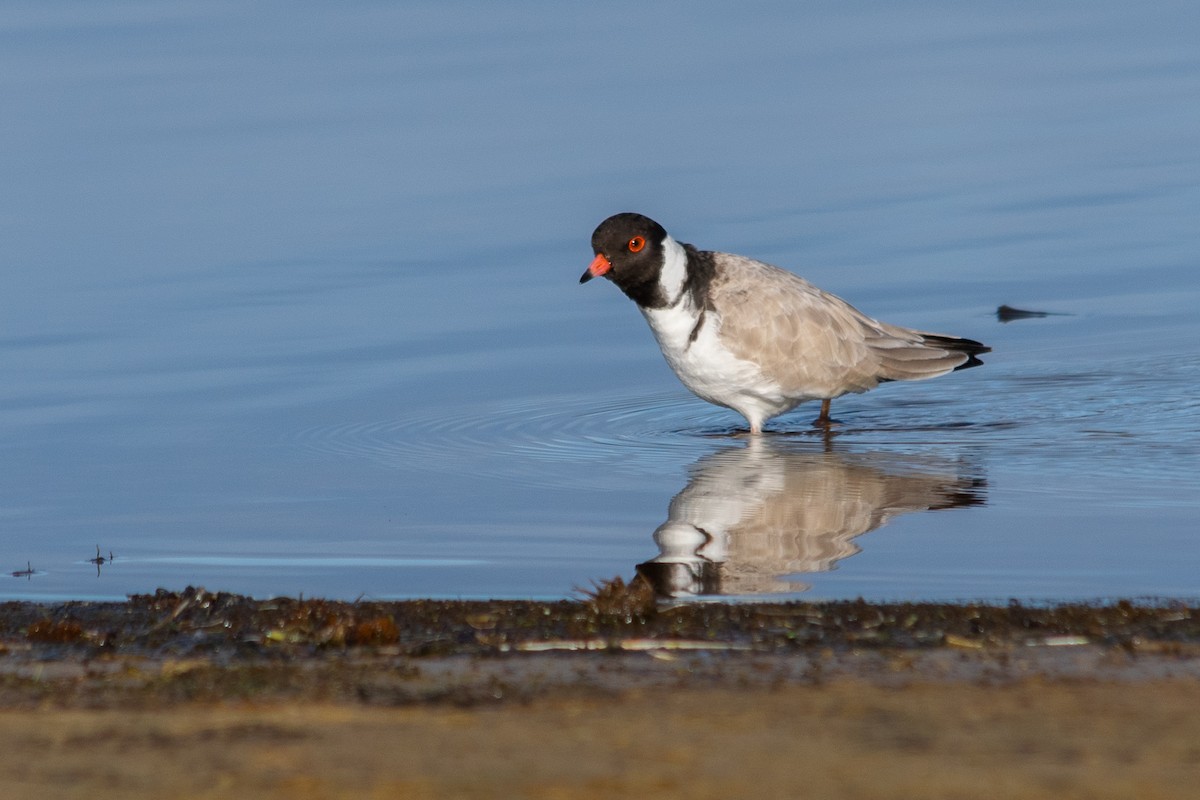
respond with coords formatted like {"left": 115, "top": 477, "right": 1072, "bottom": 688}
{"left": 2, "top": 588, "right": 1198, "bottom": 798}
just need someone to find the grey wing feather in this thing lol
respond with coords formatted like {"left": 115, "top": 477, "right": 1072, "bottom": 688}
{"left": 710, "top": 254, "right": 987, "bottom": 396}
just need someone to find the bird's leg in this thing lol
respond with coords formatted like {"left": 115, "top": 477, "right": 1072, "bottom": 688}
{"left": 814, "top": 399, "right": 832, "bottom": 427}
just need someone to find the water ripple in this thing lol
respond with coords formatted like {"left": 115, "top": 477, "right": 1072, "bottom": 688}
{"left": 293, "top": 354, "right": 1199, "bottom": 491}
{"left": 294, "top": 390, "right": 736, "bottom": 485}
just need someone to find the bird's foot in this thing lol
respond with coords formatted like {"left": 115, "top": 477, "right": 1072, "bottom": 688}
{"left": 812, "top": 399, "right": 838, "bottom": 428}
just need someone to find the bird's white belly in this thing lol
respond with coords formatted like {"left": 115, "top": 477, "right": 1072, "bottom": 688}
{"left": 641, "top": 304, "right": 799, "bottom": 425}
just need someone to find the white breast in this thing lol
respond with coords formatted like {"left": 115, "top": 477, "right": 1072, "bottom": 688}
{"left": 639, "top": 239, "right": 803, "bottom": 430}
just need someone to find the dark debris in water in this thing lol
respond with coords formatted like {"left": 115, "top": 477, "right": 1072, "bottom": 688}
{"left": 996, "top": 304, "right": 1064, "bottom": 322}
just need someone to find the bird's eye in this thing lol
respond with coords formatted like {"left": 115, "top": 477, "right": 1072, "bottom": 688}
{"left": 628, "top": 236, "right": 645, "bottom": 253}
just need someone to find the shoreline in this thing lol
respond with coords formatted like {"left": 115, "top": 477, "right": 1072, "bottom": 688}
{"left": 2, "top": 589, "right": 1198, "bottom": 798}
{"left": 3, "top": 587, "right": 1198, "bottom": 704}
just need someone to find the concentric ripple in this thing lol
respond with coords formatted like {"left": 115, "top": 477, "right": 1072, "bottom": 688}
{"left": 293, "top": 354, "right": 1199, "bottom": 492}
{"left": 293, "top": 390, "right": 741, "bottom": 486}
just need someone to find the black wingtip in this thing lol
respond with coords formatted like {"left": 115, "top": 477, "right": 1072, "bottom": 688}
{"left": 918, "top": 333, "right": 990, "bottom": 371}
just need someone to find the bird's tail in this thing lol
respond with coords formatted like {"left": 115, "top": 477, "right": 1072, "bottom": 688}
{"left": 869, "top": 329, "right": 991, "bottom": 382}
{"left": 918, "top": 333, "right": 990, "bottom": 371}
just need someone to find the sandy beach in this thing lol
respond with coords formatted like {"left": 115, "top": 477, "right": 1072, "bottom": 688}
{"left": 2, "top": 589, "right": 1198, "bottom": 798}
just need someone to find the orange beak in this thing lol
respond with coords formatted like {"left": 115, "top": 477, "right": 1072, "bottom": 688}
{"left": 579, "top": 253, "right": 611, "bottom": 284}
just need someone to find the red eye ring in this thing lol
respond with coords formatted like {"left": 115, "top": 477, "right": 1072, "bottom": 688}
{"left": 628, "top": 236, "right": 646, "bottom": 253}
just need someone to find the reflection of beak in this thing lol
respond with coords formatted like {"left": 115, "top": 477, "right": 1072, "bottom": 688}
{"left": 579, "top": 253, "right": 611, "bottom": 284}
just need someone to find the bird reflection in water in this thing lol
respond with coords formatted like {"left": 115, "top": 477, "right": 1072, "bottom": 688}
{"left": 635, "top": 437, "right": 986, "bottom": 598}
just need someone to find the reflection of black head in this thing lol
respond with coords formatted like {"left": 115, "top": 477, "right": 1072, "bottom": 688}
{"left": 635, "top": 559, "right": 721, "bottom": 598}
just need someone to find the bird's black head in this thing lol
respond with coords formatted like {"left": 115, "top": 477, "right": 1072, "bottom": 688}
{"left": 580, "top": 212, "right": 671, "bottom": 307}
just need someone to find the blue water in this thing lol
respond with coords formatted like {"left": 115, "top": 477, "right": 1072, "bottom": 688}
{"left": 2, "top": 2, "right": 1198, "bottom": 601}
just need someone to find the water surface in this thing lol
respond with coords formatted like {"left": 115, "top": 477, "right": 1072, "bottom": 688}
{"left": 2, "top": 2, "right": 1197, "bottom": 601}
